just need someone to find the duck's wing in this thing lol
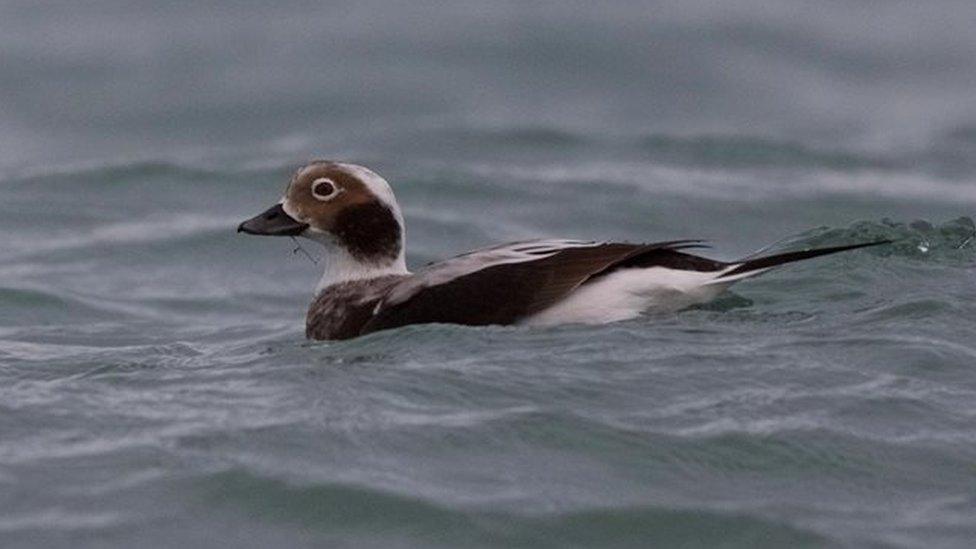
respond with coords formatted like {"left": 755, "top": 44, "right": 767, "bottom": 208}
{"left": 360, "top": 239, "right": 713, "bottom": 334}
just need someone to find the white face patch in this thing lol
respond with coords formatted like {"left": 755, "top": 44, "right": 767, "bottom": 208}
{"left": 318, "top": 163, "right": 406, "bottom": 240}
{"left": 335, "top": 163, "right": 401, "bottom": 216}
{"left": 311, "top": 177, "right": 342, "bottom": 202}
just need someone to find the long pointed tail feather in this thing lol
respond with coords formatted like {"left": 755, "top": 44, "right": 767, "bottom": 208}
{"left": 714, "top": 239, "right": 892, "bottom": 282}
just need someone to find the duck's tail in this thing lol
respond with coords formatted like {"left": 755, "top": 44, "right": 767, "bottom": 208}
{"left": 709, "top": 240, "right": 892, "bottom": 283}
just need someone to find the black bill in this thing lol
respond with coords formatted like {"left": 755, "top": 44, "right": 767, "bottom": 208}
{"left": 237, "top": 203, "right": 308, "bottom": 236}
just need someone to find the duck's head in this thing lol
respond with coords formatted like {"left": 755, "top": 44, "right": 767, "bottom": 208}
{"left": 238, "top": 161, "right": 405, "bottom": 269}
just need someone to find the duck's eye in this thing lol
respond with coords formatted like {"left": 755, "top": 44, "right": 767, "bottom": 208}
{"left": 311, "top": 178, "right": 339, "bottom": 201}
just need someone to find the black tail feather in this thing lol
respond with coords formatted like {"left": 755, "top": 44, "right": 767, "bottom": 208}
{"left": 718, "top": 239, "right": 891, "bottom": 279}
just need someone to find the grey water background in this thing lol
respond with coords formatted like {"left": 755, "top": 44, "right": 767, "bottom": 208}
{"left": 2, "top": 1, "right": 976, "bottom": 547}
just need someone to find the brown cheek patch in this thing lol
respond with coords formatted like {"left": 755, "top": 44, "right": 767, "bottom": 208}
{"left": 331, "top": 200, "right": 402, "bottom": 264}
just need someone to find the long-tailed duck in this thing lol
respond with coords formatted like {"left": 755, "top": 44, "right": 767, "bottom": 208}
{"left": 238, "top": 161, "right": 888, "bottom": 340}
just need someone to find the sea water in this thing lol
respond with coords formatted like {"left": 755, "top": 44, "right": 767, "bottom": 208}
{"left": 2, "top": 2, "right": 975, "bottom": 547}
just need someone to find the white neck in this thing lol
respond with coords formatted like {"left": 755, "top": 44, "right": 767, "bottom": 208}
{"left": 311, "top": 235, "right": 409, "bottom": 294}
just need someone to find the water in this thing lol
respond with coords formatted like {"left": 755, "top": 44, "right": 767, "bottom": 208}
{"left": 2, "top": 2, "right": 976, "bottom": 548}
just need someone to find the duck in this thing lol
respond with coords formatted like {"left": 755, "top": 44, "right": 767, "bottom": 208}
{"left": 238, "top": 161, "right": 888, "bottom": 340}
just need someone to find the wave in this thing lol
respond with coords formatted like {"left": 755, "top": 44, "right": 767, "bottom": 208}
{"left": 639, "top": 134, "right": 885, "bottom": 170}
{"left": 0, "top": 286, "right": 151, "bottom": 326}
{"left": 466, "top": 159, "right": 976, "bottom": 204}
{"left": 0, "top": 155, "right": 297, "bottom": 188}
{"left": 436, "top": 128, "right": 881, "bottom": 170}
{"left": 195, "top": 469, "right": 826, "bottom": 547}
{"left": 1, "top": 214, "right": 241, "bottom": 261}
{"left": 785, "top": 217, "right": 975, "bottom": 262}
{"left": 1, "top": 159, "right": 214, "bottom": 185}
{"left": 6, "top": 131, "right": 975, "bottom": 211}
{"left": 397, "top": 124, "right": 976, "bottom": 175}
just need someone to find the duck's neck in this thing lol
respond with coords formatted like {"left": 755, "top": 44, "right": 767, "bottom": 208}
{"left": 303, "top": 197, "right": 410, "bottom": 293}
{"left": 315, "top": 244, "right": 409, "bottom": 294}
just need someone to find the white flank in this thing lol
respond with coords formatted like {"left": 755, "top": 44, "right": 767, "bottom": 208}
{"left": 521, "top": 266, "right": 739, "bottom": 326}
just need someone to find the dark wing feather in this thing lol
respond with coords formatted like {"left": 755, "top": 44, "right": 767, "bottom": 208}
{"left": 360, "top": 239, "right": 709, "bottom": 334}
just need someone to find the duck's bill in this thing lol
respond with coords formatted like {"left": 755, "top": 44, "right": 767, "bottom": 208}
{"left": 237, "top": 204, "right": 308, "bottom": 236}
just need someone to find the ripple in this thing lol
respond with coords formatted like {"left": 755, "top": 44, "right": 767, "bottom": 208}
{"left": 0, "top": 508, "right": 127, "bottom": 532}
{"left": 196, "top": 470, "right": 827, "bottom": 548}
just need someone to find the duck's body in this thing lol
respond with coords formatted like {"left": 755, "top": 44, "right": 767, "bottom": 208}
{"left": 238, "top": 161, "right": 887, "bottom": 341}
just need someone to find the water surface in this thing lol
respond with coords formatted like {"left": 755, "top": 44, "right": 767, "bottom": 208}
{"left": 2, "top": 2, "right": 976, "bottom": 548}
